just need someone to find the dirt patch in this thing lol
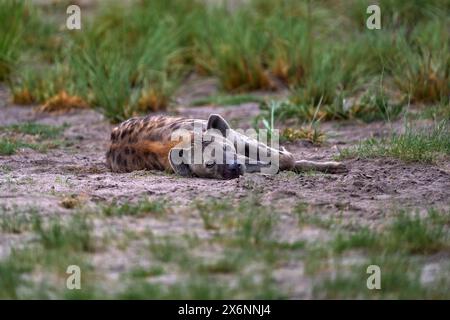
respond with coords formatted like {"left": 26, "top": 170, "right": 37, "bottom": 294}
{"left": 2, "top": 101, "right": 448, "bottom": 216}
{"left": 1, "top": 84, "right": 449, "bottom": 298}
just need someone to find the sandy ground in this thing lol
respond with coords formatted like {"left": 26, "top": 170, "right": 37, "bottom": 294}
{"left": 1, "top": 82, "right": 450, "bottom": 297}
{"left": 2, "top": 85, "right": 449, "bottom": 217}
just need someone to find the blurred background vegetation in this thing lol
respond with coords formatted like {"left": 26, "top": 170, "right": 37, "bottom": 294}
{"left": 0, "top": 0, "right": 449, "bottom": 123}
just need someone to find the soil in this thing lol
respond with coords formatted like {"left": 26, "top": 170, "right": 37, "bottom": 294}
{"left": 1, "top": 83, "right": 449, "bottom": 297}
{"left": 2, "top": 84, "right": 449, "bottom": 215}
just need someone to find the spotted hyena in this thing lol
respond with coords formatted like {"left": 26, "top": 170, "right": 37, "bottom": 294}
{"left": 106, "top": 114, "right": 347, "bottom": 179}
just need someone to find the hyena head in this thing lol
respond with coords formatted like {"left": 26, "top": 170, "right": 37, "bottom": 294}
{"left": 168, "top": 114, "right": 243, "bottom": 179}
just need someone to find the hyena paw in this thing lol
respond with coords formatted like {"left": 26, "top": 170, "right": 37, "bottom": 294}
{"left": 279, "top": 151, "right": 296, "bottom": 170}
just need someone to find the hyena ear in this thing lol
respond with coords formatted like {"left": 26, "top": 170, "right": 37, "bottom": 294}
{"left": 207, "top": 114, "right": 231, "bottom": 136}
{"left": 168, "top": 147, "right": 192, "bottom": 177}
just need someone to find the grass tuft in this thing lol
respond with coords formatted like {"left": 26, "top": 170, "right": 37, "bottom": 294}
{"left": 33, "top": 215, "right": 96, "bottom": 253}
{"left": 0, "top": 0, "right": 25, "bottom": 81}
{"left": 0, "top": 122, "right": 67, "bottom": 155}
{"left": 332, "top": 208, "right": 450, "bottom": 255}
{"left": 0, "top": 138, "right": 38, "bottom": 155}
{"left": 282, "top": 125, "right": 325, "bottom": 145}
{"left": 102, "top": 199, "right": 167, "bottom": 218}
{"left": 339, "top": 121, "right": 450, "bottom": 163}
{"left": 38, "top": 91, "right": 89, "bottom": 113}
{"left": 191, "top": 94, "right": 265, "bottom": 107}
{"left": 1, "top": 122, "right": 67, "bottom": 139}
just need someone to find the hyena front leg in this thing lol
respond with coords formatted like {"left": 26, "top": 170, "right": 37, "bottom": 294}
{"left": 231, "top": 130, "right": 295, "bottom": 173}
{"left": 294, "top": 160, "right": 347, "bottom": 174}
{"left": 277, "top": 146, "right": 347, "bottom": 174}
{"left": 231, "top": 130, "right": 347, "bottom": 174}
{"left": 239, "top": 153, "right": 347, "bottom": 174}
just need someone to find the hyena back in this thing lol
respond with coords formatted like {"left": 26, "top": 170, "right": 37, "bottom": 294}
{"left": 106, "top": 115, "right": 200, "bottom": 173}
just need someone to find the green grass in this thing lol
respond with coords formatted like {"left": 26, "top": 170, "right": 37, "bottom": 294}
{"left": 0, "top": 122, "right": 67, "bottom": 155}
{"left": 70, "top": 47, "right": 136, "bottom": 123}
{"left": 117, "top": 197, "right": 299, "bottom": 299}
{"left": 348, "top": 0, "right": 449, "bottom": 29}
{"left": 1, "top": 199, "right": 449, "bottom": 299}
{"left": 0, "top": 206, "right": 38, "bottom": 234}
{"left": 0, "top": 245, "right": 98, "bottom": 299}
{"left": 66, "top": 2, "right": 183, "bottom": 122}
{"left": 1, "top": 122, "right": 67, "bottom": 139}
{"left": 385, "top": 211, "right": 449, "bottom": 254}
{"left": 339, "top": 121, "right": 450, "bottom": 163}
{"left": 196, "top": 257, "right": 241, "bottom": 274}
{"left": 4, "top": 0, "right": 448, "bottom": 122}
{"left": 9, "top": 64, "right": 72, "bottom": 105}
{"left": 281, "top": 125, "right": 326, "bottom": 144}
{"left": 119, "top": 272, "right": 282, "bottom": 299}
{"left": 0, "top": 249, "right": 33, "bottom": 299}
{"left": 314, "top": 253, "right": 450, "bottom": 299}
{"left": 282, "top": 1, "right": 447, "bottom": 120}
{"left": 191, "top": 94, "right": 265, "bottom": 106}
{"left": 332, "top": 209, "right": 450, "bottom": 255}
{"left": 314, "top": 255, "right": 413, "bottom": 299}
{"left": 294, "top": 202, "right": 340, "bottom": 229}
{"left": 297, "top": 205, "right": 450, "bottom": 298}
{"left": 419, "top": 103, "right": 450, "bottom": 121}
{"left": 0, "top": 138, "right": 39, "bottom": 155}
{"left": 235, "top": 202, "right": 277, "bottom": 247}
{"left": 0, "top": 211, "right": 98, "bottom": 299}
{"left": 33, "top": 214, "right": 96, "bottom": 253}
{"left": 0, "top": 211, "right": 36, "bottom": 234}
{"left": 125, "top": 221, "right": 285, "bottom": 299}
{"left": 193, "top": 8, "right": 270, "bottom": 91}
{"left": 128, "top": 265, "right": 165, "bottom": 279}
{"left": 333, "top": 228, "right": 379, "bottom": 254}
{"left": 0, "top": 0, "right": 25, "bottom": 81}
{"left": 313, "top": 207, "right": 450, "bottom": 299}
{"left": 102, "top": 199, "right": 167, "bottom": 217}
{"left": 4, "top": 1, "right": 64, "bottom": 99}
{"left": 148, "top": 235, "right": 194, "bottom": 265}
{"left": 195, "top": 197, "right": 278, "bottom": 248}
{"left": 137, "top": 203, "right": 450, "bottom": 299}
{"left": 0, "top": 164, "right": 12, "bottom": 173}
{"left": 391, "top": 21, "right": 450, "bottom": 104}
{"left": 261, "top": 83, "right": 405, "bottom": 123}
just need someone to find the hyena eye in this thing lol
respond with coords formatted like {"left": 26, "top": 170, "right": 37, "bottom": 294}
{"left": 205, "top": 160, "right": 215, "bottom": 168}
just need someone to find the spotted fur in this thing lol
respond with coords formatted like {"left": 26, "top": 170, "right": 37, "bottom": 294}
{"left": 106, "top": 115, "right": 201, "bottom": 173}
{"left": 106, "top": 114, "right": 347, "bottom": 177}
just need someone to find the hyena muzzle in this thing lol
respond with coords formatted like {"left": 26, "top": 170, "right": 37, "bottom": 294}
{"left": 106, "top": 114, "right": 347, "bottom": 179}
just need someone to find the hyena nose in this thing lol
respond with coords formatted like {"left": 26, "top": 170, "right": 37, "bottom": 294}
{"left": 228, "top": 163, "right": 242, "bottom": 175}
